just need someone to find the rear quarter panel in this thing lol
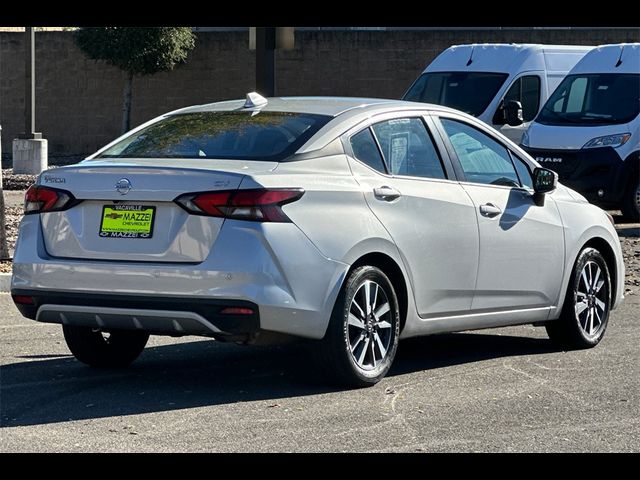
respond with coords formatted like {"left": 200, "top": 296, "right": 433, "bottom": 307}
{"left": 241, "top": 154, "right": 419, "bottom": 335}
{"left": 241, "top": 155, "right": 404, "bottom": 266}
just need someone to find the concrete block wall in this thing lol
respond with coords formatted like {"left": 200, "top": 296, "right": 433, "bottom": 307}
{"left": 1, "top": 28, "right": 639, "bottom": 161}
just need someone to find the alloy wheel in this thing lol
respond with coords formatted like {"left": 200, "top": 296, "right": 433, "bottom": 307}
{"left": 575, "top": 260, "right": 608, "bottom": 338}
{"left": 347, "top": 280, "right": 393, "bottom": 370}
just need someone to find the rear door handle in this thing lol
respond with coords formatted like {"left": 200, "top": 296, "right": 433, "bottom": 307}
{"left": 479, "top": 203, "right": 502, "bottom": 217}
{"left": 373, "top": 186, "right": 402, "bottom": 201}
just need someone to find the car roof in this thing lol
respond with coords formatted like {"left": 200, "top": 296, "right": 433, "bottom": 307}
{"left": 166, "top": 96, "right": 467, "bottom": 156}
{"left": 173, "top": 96, "right": 456, "bottom": 117}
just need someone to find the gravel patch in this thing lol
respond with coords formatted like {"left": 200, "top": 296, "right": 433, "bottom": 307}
{"left": 2, "top": 169, "right": 37, "bottom": 191}
{"left": 4, "top": 205, "right": 22, "bottom": 257}
{"left": 620, "top": 227, "right": 640, "bottom": 297}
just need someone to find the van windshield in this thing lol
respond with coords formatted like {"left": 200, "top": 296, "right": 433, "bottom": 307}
{"left": 96, "top": 111, "right": 332, "bottom": 161}
{"left": 537, "top": 73, "right": 640, "bottom": 126}
{"left": 403, "top": 72, "right": 508, "bottom": 117}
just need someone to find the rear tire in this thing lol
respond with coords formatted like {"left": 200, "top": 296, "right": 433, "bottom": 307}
{"left": 621, "top": 176, "right": 640, "bottom": 222}
{"left": 316, "top": 266, "right": 400, "bottom": 388}
{"left": 63, "top": 325, "right": 149, "bottom": 368}
{"left": 546, "top": 247, "right": 611, "bottom": 349}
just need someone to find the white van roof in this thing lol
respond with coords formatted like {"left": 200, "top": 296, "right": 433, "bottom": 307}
{"left": 423, "top": 44, "right": 594, "bottom": 75}
{"left": 570, "top": 43, "right": 640, "bottom": 74}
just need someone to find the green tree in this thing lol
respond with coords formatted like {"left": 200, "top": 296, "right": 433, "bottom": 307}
{"left": 74, "top": 27, "right": 196, "bottom": 134}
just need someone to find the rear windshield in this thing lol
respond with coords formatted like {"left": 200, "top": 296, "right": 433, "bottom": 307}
{"left": 96, "top": 111, "right": 332, "bottom": 161}
{"left": 403, "top": 72, "right": 508, "bottom": 117}
{"left": 536, "top": 73, "right": 640, "bottom": 126}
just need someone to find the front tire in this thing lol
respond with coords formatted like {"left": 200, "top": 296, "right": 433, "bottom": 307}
{"left": 317, "top": 266, "right": 400, "bottom": 387}
{"left": 63, "top": 325, "right": 149, "bottom": 368}
{"left": 546, "top": 247, "right": 611, "bottom": 349}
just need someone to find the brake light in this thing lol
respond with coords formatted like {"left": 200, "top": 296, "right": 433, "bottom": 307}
{"left": 12, "top": 295, "right": 34, "bottom": 305}
{"left": 24, "top": 185, "right": 77, "bottom": 214}
{"left": 220, "top": 307, "right": 255, "bottom": 315}
{"left": 175, "top": 188, "right": 304, "bottom": 222}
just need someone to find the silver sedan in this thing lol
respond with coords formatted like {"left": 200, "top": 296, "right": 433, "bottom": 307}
{"left": 11, "top": 94, "right": 625, "bottom": 386}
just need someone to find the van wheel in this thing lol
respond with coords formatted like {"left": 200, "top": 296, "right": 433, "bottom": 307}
{"left": 317, "top": 266, "right": 400, "bottom": 387}
{"left": 63, "top": 325, "right": 149, "bottom": 368}
{"left": 621, "top": 177, "right": 640, "bottom": 222}
{"left": 546, "top": 247, "right": 611, "bottom": 349}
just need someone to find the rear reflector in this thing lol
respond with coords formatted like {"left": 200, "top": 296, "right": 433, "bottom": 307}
{"left": 12, "top": 295, "right": 35, "bottom": 305}
{"left": 220, "top": 307, "right": 254, "bottom": 315}
{"left": 24, "top": 185, "right": 78, "bottom": 215}
{"left": 175, "top": 188, "right": 304, "bottom": 222}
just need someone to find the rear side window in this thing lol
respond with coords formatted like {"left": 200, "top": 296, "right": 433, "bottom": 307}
{"left": 350, "top": 128, "right": 387, "bottom": 173}
{"left": 371, "top": 118, "right": 446, "bottom": 179}
{"left": 96, "top": 111, "right": 332, "bottom": 161}
{"left": 440, "top": 118, "right": 520, "bottom": 188}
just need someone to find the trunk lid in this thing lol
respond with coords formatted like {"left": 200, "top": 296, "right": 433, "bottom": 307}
{"left": 38, "top": 159, "right": 277, "bottom": 263}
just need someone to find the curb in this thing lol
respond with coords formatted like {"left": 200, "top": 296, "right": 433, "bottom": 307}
{"left": 0, "top": 272, "right": 12, "bottom": 292}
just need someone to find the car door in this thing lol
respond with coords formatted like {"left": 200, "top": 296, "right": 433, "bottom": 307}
{"left": 435, "top": 114, "right": 564, "bottom": 312}
{"left": 492, "top": 75, "right": 542, "bottom": 144}
{"left": 345, "top": 114, "right": 479, "bottom": 318}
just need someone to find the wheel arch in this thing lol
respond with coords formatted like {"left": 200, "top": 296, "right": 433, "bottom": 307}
{"left": 348, "top": 252, "right": 409, "bottom": 333}
{"left": 559, "top": 236, "right": 619, "bottom": 313}
{"left": 622, "top": 150, "right": 639, "bottom": 192}
{"left": 582, "top": 237, "right": 618, "bottom": 303}
{"left": 623, "top": 150, "right": 639, "bottom": 170}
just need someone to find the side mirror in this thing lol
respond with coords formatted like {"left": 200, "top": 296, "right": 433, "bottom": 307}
{"left": 504, "top": 100, "right": 524, "bottom": 126}
{"left": 532, "top": 167, "right": 558, "bottom": 206}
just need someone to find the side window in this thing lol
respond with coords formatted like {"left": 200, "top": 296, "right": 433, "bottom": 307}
{"left": 493, "top": 76, "right": 541, "bottom": 124}
{"left": 371, "top": 118, "right": 446, "bottom": 180}
{"left": 350, "top": 128, "right": 386, "bottom": 173}
{"left": 520, "top": 76, "right": 541, "bottom": 121}
{"left": 510, "top": 152, "right": 534, "bottom": 189}
{"left": 440, "top": 118, "right": 520, "bottom": 188}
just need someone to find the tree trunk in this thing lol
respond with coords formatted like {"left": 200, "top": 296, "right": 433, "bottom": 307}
{"left": 121, "top": 71, "right": 133, "bottom": 134}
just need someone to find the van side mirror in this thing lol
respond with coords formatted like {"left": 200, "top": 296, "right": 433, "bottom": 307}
{"left": 504, "top": 100, "right": 524, "bottom": 126}
{"left": 532, "top": 167, "right": 558, "bottom": 206}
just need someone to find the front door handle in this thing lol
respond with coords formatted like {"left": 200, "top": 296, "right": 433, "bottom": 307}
{"left": 374, "top": 186, "right": 402, "bottom": 201}
{"left": 479, "top": 203, "right": 502, "bottom": 217}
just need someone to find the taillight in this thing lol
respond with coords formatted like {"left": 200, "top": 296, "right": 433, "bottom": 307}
{"left": 220, "top": 307, "right": 255, "bottom": 315}
{"left": 12, "top": 295, "right": 34, "bottom": 305}
{"left": 175, "top": 188, "right": 304, "bottom": 222}
{"left": 24, "top": 185, "right": 78, "bottom": 215}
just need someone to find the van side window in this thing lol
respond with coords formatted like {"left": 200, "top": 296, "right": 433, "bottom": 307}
{"left": 493, "top": 76, "right": 541, "bottom": 124}
{"left": 350, "top": 128, "right": 387, "bottom": 173}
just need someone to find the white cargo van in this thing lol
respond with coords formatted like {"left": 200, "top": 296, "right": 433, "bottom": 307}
{"left": 521, "top": 43, "right": 640, "bottom": 220}
{"left": 403, "top": 44, "right": 593, "bottom": 143}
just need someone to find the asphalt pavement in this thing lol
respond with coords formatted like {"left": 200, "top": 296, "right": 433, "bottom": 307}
{"left": 1, "top": 293, "right": 638, "bottom": 452}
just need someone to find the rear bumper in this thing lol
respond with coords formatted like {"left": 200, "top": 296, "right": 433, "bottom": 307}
{"left": 12, "top": 289, "right": 260, "bottom": 337}
{"left": 523, "top": 146, "right": 626, "bottom": 207}
{"left": 11, "top": 215, "right": 349, "bottom": 340}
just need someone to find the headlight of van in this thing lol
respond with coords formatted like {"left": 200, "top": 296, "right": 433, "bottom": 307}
{"left": 520, "top": 130, "right": 530, "bottom": 147}
{"left": 582, "top": 133, "right": 631, "bottom": 149}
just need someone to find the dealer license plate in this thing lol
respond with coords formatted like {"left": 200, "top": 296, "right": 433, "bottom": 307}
{"left": 99, "top": 205, "right": 156, "bottom": 239}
